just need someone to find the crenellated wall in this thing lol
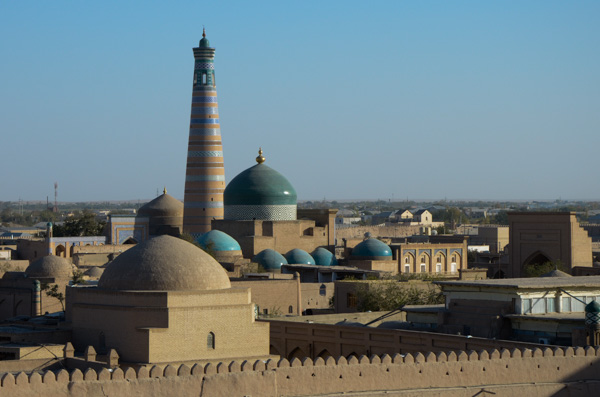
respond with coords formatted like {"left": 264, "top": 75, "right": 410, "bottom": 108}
{"left": 1, "top": 346, "right": 600, "bottom": 396}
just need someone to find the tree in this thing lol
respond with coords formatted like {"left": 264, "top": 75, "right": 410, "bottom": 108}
{"left": 72, "top": 270, "right": 86, "bottom": 285}
{"left": 53, "top": 212, "right": 105, "bottom": 237}
{"left": 523, "top": 260, "right": 566, "bottom": 278}
{"left": 354, "top": 281, "right": 444, "bottom": 312}
{"left": 41, "top": 283, "right": 65, "bottom": 312}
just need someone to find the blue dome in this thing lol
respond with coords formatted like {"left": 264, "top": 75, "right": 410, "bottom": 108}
{"left": 196, "top": 230, "right": 241, "bottom": 252}
{"left": 285, "top": 249, "right": 315, "bottom": 265}
{"left": 352, "top": 238, "right": 393, "bottom": 259}
{"left": 311, "top": 247, "right": 337, "bottom": 267}
{"left": 253, "top": 249, "right": 288, "bottom": 271}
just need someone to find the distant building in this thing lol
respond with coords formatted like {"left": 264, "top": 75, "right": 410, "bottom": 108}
{"left": 508, "top": 212, "right": 594, "bottom": 277}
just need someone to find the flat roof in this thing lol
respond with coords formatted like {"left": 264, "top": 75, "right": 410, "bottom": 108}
{"left": 436, "top": 275, "right": 600, "bottom": 290}
{"left": 505, "top": 313, "right": 585, "bottom": 322}
{"left": 282, "top": 264, "right": 378, "bottom": 273}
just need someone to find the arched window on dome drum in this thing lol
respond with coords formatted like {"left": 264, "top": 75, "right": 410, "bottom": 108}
{"left": 207, "top": 332, "right": 215, "bottom": 349}
{"left": 202, "top": 73, "right": 207, "bottom": 85}
{"left": 212, "top": 71, "right": 216, "bottom": 87}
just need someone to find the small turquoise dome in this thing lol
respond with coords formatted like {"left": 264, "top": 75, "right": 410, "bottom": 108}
{"left": 586, "top": 300, "right": 600, "bottom": 314}
{"left": 285, "top": 249, "right": 315, "bottom": 265}
{"left": 196, "top": 230, "right": 241, "bottom": 252}
{"left": 199, "top": 29, "right": 210, "bottom": 48}
{"left": 253, "top": 249, "right": 288, "bottom": 271}
{"left": 225, "top": 163, "right": 297, "bottom": 206}
{"left": 311, "top": 247, "right": 337, "bottom": 267}
{"left": 352, "top": 238, "right": 393, "bottom": 259}
{"left": 585, "top": 300, "right": 600, "bottom": 327}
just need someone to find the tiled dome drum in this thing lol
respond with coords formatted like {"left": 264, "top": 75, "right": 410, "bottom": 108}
{"left": 224, "top": 149, "right": 297, "bottom": 221}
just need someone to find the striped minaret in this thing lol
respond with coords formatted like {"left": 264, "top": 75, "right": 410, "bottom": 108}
{"left": 183, "top": 29, "right": 225, "bottom": 237}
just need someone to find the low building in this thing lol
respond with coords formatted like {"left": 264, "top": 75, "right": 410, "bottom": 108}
{"left": 67, "top": 235, "right": 270, "bottom": 365}
{"left": 404, "top": 275, "right": 600, "bottom": 345}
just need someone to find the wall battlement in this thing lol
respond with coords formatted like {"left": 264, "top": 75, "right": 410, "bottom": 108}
{"left": 1, "top": 344, "right": 600, "bottom": 396}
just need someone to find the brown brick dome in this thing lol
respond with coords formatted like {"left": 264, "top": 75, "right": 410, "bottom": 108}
{"left": 26, "top": 255, "right": 73, "bottom": 279}
{"left": 138, "top": 192, "right": 183, "bottom": 218}
{"left": 98, "top": 235, "right": 231, "bottom": 291}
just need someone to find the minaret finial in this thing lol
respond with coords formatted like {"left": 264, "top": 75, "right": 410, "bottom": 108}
{"left": 163, "top": 187, "right": 167, "bottom": 195}
{"left": 202, "top": 26, "right": 206, "bottom": 38}
{"left": 256, "top": 147, "right": 265, "bottom": 164}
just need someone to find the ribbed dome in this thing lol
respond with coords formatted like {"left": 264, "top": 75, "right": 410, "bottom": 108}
{"left": 196, "top": 230, "right": 241, "bottom": 252}
{"left": 225, "top": 163, "right": 297, "bottom": 206}
{"left": 252, "top": 249, "right": 288, "bottom": 271}
{"left": 311, "top": 247, "right": 337, "bottom": 267}
{"left": 26, "top": 256, "right": 73, "bottom": 279}
{"left": 284, "top": 249, "right": 315, "bottom": 265}
{"left": 138, "top": 192, "right": 183, "bottom": 218}
{"left": 98, "top": 235, "right": 231, "bottom": 291}
{"left": 352, "top": 238, "right": 393, "bottom": 259}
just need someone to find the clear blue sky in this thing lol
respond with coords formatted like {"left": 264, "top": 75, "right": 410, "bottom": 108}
{"left": 1, "top": 1, "right": 598, "bottom": 202}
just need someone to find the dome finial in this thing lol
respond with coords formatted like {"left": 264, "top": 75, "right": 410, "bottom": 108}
{"left": 202, "top": 26, "right": 206, "bottom": 38}
{"left": 163, "top": 186, "right": 167, "bottom": 195}
{"left": 256, "top": 147, "right": 266, "bottom": 164}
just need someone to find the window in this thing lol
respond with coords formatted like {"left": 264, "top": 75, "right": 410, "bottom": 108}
{"left": 207, "top": 332, "right": 215, "bottom": 349}
{"left": 546, "top": 298, "right": 556, "bottom": 313}
{"left": 202, "top": 73, "right": 207, "bottom": 84}
{"left": 452, "top": 255, "right": 456, "bottom": 262}
{"left": 531, "top": 298, "right": 545, "bottom": 314}
{"left": 319, "top": 284, "right": 326, "bottom": 296}
{"left": 420, "top": 264, "right": 426, "bottom": 273}
{"left": 450, "top": 263, "right": 456, "bottom": 273}
{"left": 523, "top": 299, "right": 532, "bottom": 314}
{"left": 405, "top": 257, "right": 409, "bottom": 264}
{"left": 194, "top": 73, "right": 197, "bottom": 84}
{"left": 347, "top": 293, "right": 357, "bottom": 308}
{"left": 572, "top": 298, "right": 585, "bottom": 312}
{"left": 404, "top": 264, "right": 410, "bottom": 273}
{"left": 562, "top": 297, "right": 571, "bottom": 312}
{"left": 436, "top": 263, "right": 442, "bottom": 273}
{"left": 263, "top": 308, "right": 269, "bottom": 315}
{"left": 288, "top": 305, "right": 294, "bottom": 314}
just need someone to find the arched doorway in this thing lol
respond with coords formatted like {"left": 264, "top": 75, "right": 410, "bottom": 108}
{"left": 55, "top": 245, "right": 66, "bottom": 257}
{"left": 522, "top": 251, "right": 553, "bottom": 277}
{"left": 123, "top": 237, "right": 138, "bottom": 245}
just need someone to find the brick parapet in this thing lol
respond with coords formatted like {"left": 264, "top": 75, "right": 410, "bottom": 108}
{"left": 1, "top": 344, "right": 600, "bottom": 396}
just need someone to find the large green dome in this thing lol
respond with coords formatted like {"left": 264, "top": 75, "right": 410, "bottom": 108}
{"left": 225, "top": 163, "right": 296, "bottom": 206}
{"left": 224, "top": 150, "right": 297, "bottom": 221}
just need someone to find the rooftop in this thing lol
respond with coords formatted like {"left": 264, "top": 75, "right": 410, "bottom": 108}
{"left": 436, "top": 275, "right": 600, "bottom": 290}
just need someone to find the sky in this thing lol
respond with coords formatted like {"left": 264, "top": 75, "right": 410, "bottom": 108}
{"left": 1, "top": 1, "right": 599, "bottom": 202}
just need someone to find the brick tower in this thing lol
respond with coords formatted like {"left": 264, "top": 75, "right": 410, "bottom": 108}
{"left": 183, "top": 29, "right": 225, "bottom": 237}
